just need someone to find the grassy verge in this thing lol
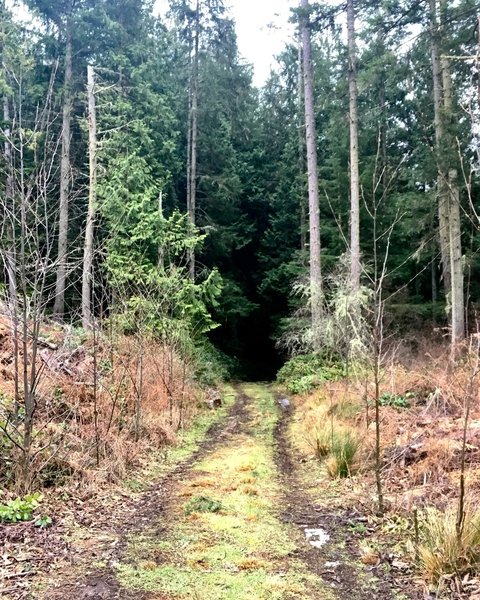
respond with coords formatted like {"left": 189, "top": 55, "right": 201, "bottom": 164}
{"left": 123, "top": 384, "right": 237, "bottom": 492}
{"left": 115, "top": 384, "right": 333, "bottom": 600}
{"left": 32, "top": 385, "right": 238, "bottom": 599}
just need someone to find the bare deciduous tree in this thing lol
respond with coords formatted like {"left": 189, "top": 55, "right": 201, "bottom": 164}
{"left": 0, "top": 62, "right": 63, "bottom": 492}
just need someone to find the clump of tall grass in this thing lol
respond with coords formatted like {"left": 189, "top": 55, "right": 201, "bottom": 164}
{"left": 326, "top": 429, "right": 360, "bottom": 478}
{"left": 291, "top": 394, "right": 361, "bottom": 478}
{"left": 417, "top": 506, "right": 480, "bottom": 584}
{"left": 308, "top": 423, "right": 360, "bottom": 478}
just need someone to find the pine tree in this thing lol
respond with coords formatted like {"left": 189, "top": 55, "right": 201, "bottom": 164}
{"left": 300, "top": 0, "right": 323, "bottom": 348}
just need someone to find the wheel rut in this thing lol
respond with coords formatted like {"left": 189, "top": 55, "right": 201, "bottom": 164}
{"left": 43, "top": 387, "right": 251, "bottom": 600}
{"left": 273, "top": 394, "right": 420, "bottom": 600}
{"left": 39, "top": 385, "right": 417, "bottom": 600}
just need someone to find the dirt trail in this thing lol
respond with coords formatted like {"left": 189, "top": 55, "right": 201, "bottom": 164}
{"left": 30, "top": 384, "right": 416, "bottom": 599}
{"left": 274, "top": 398, "right": 411, "bottom": 600}
{"left": 38, "top": 388, "right": 251, "bottom": 600}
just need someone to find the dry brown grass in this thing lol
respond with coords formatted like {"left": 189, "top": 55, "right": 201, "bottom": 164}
{"left": 241, "top": 485, "right": 258, "bottom": 496}
{"left": 237, "top": 558, "right": 267, "bottom": 570}
{"left": 417, "top": 505, "right": 480, "bottom": 585}
{"left": 0, "top": 320, "right": 203, "bottom": 489}
{"left": 290, "top": 344, "right": 480, "bottom": 508}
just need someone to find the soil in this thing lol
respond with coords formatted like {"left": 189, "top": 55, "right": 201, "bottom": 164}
{"left": 34, "top": 389, "right": 252, "bottom": 600}
{"left": 2, "top": 386, "right": 424, "bottom": 599}
{"left": 273, "top": 396, "right": 422, "bottom": 600}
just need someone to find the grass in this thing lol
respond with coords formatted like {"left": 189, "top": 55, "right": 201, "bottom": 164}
{"left": 116, "top": 563, "right": 309, "bottom": 599}
{"left": 326, "top": 429, "right": 361, "bottom": 478}
{"left": 120, "top": 384, "right": 237, "bottom": 491}
{"left": 184, "top": 495, "right": 223, "bottom": 515}
{"left": 290, "top": 393, "right": 361, "bottom": 479}
{"left": 417, "top": 506, "right": 480, "bottom": 584}
{"left": 115, "top": 383, "right": 333, "bottom": 600}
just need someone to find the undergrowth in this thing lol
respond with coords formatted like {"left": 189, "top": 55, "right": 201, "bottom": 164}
{"left": 193, "top": 340, "right": 240, "bottom": 386}
{"left": 286, "top": 345, "right": 480, "bottom": 593}
{"left": 326, "top": 429, "right": 361, "bottom": 478}
{"left": 289, "top": 391, "right": 362, "bottom": 479}
{"left": 417, "top": 507, "right": 480, "bottom": 585}
{"left": 277, "top": 353, "right": 343, "bottom": 395}
{"left": 0, "top": 492, "right": 43, "bottom": 523}
{"left": 0, "top": 316, "right": 231, "bottom": 492}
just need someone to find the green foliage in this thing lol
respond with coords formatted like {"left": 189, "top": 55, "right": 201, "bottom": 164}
{"left": 349, "top": 521, "right": 367, "bottom": 534}
{"left": 35, "top": 514, "right": 53, "bottom": 528}
{"left": 277, "top": 353, "right": 343, "bottom": 395}
{"left": 327, "top": 431, "right": 360, "bottom": 479}
{"left": 378, "top": 392, "right": 412, "bottom": 409}
{"left": 184, "top": 495, "right": 223, "bottom": 516}
{"left": 192, "top": 341, "right": 240, "bottom": 386}
{"left": 112, "top": 264, "right": 223, "bottom": 341}
{"left": 106, "top": 207, "right": 224, "bottom": 345}
{"left": 0, "top": 493, "right": 43, "bottom": 523}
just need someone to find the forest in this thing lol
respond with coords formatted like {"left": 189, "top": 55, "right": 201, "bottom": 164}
{"left": 1, "top": 0, "right": 480, "bottom": 598}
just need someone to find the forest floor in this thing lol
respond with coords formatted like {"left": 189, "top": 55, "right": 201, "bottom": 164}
{"left": 3, "top": 384, "right": 422, "bottom": 600}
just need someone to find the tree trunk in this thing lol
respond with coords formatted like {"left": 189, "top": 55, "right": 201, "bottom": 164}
{"left": 477, "top": 15, "right": 480, "bottom": 108}
{"left": 82, "top": 65, "right": 97, "bottom": 330}
{"left": 158, "top": 190, "right": 165, "bottom": 268}
{"left": 430, "top": 0, "right": 451, "bottom": 294}
{"left": 430, "top": 0, "right": 464, "bottom": 351}
{"left": 53, "top": 27, "right": 73, "bottom": 320}
{"left": 297, "top": 39, "right": 306, "bottom": 254}
{"left": 300, "top": 0, "right": 322, "bottom": 349}
{"left": 448, "top": 170, "right": 464, "bottom": 346}
{"left": 442, "top": 48, "right": 464, "bottom": 347}
{"left": 187, "top": 0, "right": 200, "bottom": 281}
{"left": 347, "top": 0, "right": 361, "bottom": 289}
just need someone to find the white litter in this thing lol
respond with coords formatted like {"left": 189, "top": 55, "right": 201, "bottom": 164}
{"left": 304, "top": 527, "right": 330, "bottom": 549}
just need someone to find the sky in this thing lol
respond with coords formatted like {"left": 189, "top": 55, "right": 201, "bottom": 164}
{"left": 154, "top": 0, "right": 297, "bottom": 86}
{"left": 7, "top": 0, "right": 297, "bottom": 87}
